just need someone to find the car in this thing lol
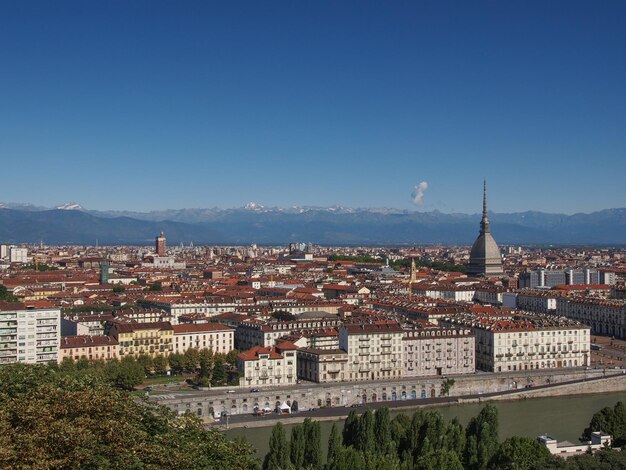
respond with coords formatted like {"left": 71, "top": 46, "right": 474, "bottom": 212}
{"left": 250, "top": 388, "right": 260, "bottom": 393}
{"left": 226, "top": 390, "right": 236, "bottom": 394}
{"left": 350, "top": 403, "right": 364, "bottom": 408}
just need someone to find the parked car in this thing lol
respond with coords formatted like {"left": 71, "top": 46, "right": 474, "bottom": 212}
{"left": 250, "top": 388, "right": 260, "bottom": 392}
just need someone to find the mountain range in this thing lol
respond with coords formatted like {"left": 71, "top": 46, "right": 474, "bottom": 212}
{"left": 0, "top": 203, "right": 624, "bottom": 246}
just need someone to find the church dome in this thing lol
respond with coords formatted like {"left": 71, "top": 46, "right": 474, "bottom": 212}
{"left": 467, "top": 181, "right": 503, "bottom": 276}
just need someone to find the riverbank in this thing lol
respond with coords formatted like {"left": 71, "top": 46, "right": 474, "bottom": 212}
{"left": 226, "top": 390, "right": 626, "bottom": 460}
{"left": 217, "top": 373, "right": 626, "bottom": 430}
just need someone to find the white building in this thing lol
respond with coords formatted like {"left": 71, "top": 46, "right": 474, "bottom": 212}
{"left": 338, "top": 322, "right": 404, "bottom": 381}
{"left": 441, "top": 312, "right": 590, "bottom": 372}
{"left": 238, "top": 342, "right": 298, "bottom": 387}
{"left": 556, "top": 297, "right": 626, "bottom": 340}
{"left": 537, "top": 432, "right": 611, "bottom": 458}
{"left": 516, "top": 290, "right": 562, "bottom": 314}
{"left": 403, "top": 326, "right": 475, "bottom": 377}
{"left": 0, "top": 304, "right": 60, "bottom": 364}
{"left": 9, "top": 247, "right": 29, "bottom": 264}
{"left": 172, "top": 323, "right": 234, "bottom": 355}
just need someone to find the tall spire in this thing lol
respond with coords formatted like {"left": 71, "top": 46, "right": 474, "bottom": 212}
{"left": 480, "top": 179, "right": 490, "bottom": 233}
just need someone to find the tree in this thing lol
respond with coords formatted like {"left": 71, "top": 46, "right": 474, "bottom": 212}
{"left": 211, "top": 356, "right": 226, "bottom": 386}
{"left": 374, "top": 407, "right": 393, "bottom": 454}
{"left": 355, "top": 410, "right": 375, "bottom": 452}
{"left": 106, "top": 356, "right": 144, "bottom": 390}
{"left": 303, "top": 418, "right": 322, "bottom": 469}
{"left": 112, "top": 284, "right": 125, "bottom": 293}
{"left": 196, "top": 348, "right": 214, "bottom": 387}
{"left": 263, "top": 423, "right": 291, "bottom": 470}
{"left": 168, "top": 352, "right": 185, "bottom": 375}
{"left": 465, "top": 404, "right": 499, "bottom": 470}
{"left": 441, "top": 378, "right": 455, "bottom": 397}
{"left": 0, "top": 285, "right": 17, "bottom": 302}
{"left": 290, "top": 424, "right": 305, "bottom": 468}
{"left": 343, "top": 410, "right": 359, "bottom": 448}
{"left": 490, "top": 436, "right": 552, "bottom": 470}
{"left": 0, "top": 363, "right": 259, "bottom": 469}
{"left": 582, "top": 401, "right": 626, "bottom": 447}
{"left": 327, "top": 423, "right": 343, "bottom": 464}
{"left": 415, "top": 449, "right": 463, "bottom": 470}
{"left": 137, "top": 354, "right": 154, "bottom": 375}
{"left": 183, "top": 348, "right": 200, "bottom": 373}
{"left": 153, "top": 354, "right": 168, "bottom": 375}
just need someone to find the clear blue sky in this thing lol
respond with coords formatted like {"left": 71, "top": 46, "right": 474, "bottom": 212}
{"left": 1, "top": 1, "right": 624, "bottom": 214}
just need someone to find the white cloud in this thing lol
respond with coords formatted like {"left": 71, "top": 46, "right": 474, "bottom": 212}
{"left": 411, "top": 181, "right": 429, "bottom": 206}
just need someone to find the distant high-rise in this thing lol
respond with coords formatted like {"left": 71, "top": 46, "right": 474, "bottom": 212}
{"left": 467, "top": 181, "right": 503, "bottom": 277}
{"left": 156, "top": 232, "right": 166, "bottom": 257}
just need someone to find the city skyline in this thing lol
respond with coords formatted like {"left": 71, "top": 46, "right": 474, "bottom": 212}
{"left": 1, "top": 1, "right": 625, "bottom": 214}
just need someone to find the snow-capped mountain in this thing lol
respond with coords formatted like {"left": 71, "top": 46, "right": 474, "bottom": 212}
{"left": 56, "top": 202, "right": 84, "bottom": 210}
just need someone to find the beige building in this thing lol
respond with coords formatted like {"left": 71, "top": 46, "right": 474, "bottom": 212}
{"left": 107, "top": 321, "right": 174, "bottom": 358}
{"left": 403, "top": 326, "right": 475, "bottom": 377}
{"left": 441, "top": 312, "right": 590, "bottom": 372}
{"left": 238, "top": 342, "right": 298, "bottom": 387}
{"left": 60, "top": 335, "right": 119, "bottom": 361}
{"left": 172, "top": 322, "right": 234, "bottom": 354}
{"left": 338, "top": 322, "right": 404, "bottom": 381}
{"left": 556, "top": 297, "right": 626, "bottom": 340}
{"left": 297, "top": 348, "right": 348, "bottom": 383}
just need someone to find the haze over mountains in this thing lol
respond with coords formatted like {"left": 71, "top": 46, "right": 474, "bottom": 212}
{"left": 0, "top": 202, "right": 624, "bottom": 246}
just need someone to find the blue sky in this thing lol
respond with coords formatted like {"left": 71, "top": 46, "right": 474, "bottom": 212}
{"left": 1, "top": 1, "right": 624, "bottom": 214}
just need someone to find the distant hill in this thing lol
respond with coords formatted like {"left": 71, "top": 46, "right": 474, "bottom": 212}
{"left": 0, "top": 206, "right": 624, "bottom": 245}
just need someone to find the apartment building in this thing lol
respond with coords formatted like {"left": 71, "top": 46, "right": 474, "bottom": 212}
{"left": 556, "top": 297, "right": 626, "bottom": 340}
{"left": 238, "top": 342, "right": 298, "bottom": 386}
{"left": 172, "top": 322, "right": 234, "bottom": 355}
{"left": 403, "top": 326, "right": 475, "bottom": 377}
{"left": 515, "top": 290, "right": 563, "bottom": 314}
{"left": 0, "top": 303, "right": 60, "bottom": 364}
{"left": 60, "top": 335, "right": 119, "bottom": 362}
{"left": 338, "top": 322, "right": 404, "bottom": 381}
{"left": 412, "top": 283, "right": 476, "bottom": 302}
{"left": 441, "top": 312, "right": 590, "bottom": 372}
{"left": 107, "top": 321, "right": 174, "bottom": 358}
{"left": 235, "top": 317, "right": 342, "bottom": 350}
{"left": 297, "top": 348, "right": 348, "bottom": 383}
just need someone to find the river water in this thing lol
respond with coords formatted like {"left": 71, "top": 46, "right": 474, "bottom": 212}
{"left": 227, "top": 392, "right": 626, "bottom": 459}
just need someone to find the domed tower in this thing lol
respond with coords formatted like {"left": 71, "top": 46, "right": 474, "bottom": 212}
{"left": 468, "top": 181, "right": 503, "bottom": 276}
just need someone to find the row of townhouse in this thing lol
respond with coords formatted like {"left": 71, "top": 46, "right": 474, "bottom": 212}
{"left": 233, "top": 317, "right": 343, "bottom": 350}
{"left": 503, "top": 290, "right": 564, "bottom": 314}
{"left": 138, "top": 297, "right": 251, "bottom": 323}
{"left": 59, "top": 321, "right": 235, "bottom": 362}
{"left": 240, "top": 320, "right": 477, "bottom": 385}
{"left": 411, "top": 283, "right": 476, "bottom": 302}
{"left": 556, "top": 297, "right": 626, "bottom": 340}
{"left": 440, "top": 312, "right": 590, "bottom": 372}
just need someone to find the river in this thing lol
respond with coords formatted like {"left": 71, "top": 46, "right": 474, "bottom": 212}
{"left": 226, "top": 392, "right": 626, "bottom": 460}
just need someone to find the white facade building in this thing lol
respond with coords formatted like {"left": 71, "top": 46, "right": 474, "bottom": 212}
{"left": 172, "top": 323, "right": 234, "bottom": 355}
{"left": 238, "top": 342, "right": 298, "bottom": 387}
{"left": 403, "top": 326, "right": 475, "bottom": 377}
{"left": 338, "top": 322, "right": 404, "bottom": 381}
{"left": 0, "top": 304, "right": 60, "bottom": 364}
{"left": 9, "top": 247, "right": 29, "bottom": 264}
{"left": 441, "top": 312, "right": 590, "bottom": 372}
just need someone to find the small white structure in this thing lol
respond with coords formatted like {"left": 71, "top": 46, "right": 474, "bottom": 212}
{"left": 537, "top": 432, "right": 612, "bottom": 458}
